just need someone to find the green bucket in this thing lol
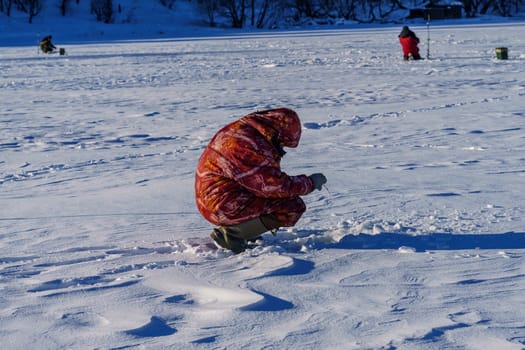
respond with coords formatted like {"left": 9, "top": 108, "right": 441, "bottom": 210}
{"left": 496, "top": 47, "right": 508, "bottom": 60}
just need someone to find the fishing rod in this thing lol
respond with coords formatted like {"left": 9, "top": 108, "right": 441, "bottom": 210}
{"left": 426, "top": 14, "right": 431, "bottom": 59}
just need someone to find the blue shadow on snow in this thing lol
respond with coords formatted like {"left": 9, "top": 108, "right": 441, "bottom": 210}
{"left": 239, "top": 290, "right": 294, "bottom": 312}
{"left": 326, "top": 232, "right": 525, "bottom": 252}
{"left": 125, "top": 316, "right": 177, "bottom": 338}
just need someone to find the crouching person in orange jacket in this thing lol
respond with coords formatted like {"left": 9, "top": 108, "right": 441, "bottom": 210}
{"left": 399, "top": 26, "right": 422, "bottom": 60}
{"left": 195, "top": 108, "right": 327, "bottom": 253}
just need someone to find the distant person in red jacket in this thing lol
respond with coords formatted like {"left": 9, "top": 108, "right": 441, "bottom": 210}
{"left": 195, "top": 108, "right": 327, "bottom": 253}
{"left": 399, "top": 26, "right": 421, "bottom": 60}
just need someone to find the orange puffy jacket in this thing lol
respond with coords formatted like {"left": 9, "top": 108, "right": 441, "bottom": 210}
{"left": 195, "top": 108, "right": 314, "bottom": 226}
{"left": 399, "top": 36, "right": 420, "bottom": 57}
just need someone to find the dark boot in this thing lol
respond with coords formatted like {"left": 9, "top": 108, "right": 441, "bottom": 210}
{"left": 210, "top": 215, "right": 282, "bottom": 254}
{"left": 210, "top": 227, "right": 247, "bottom": 254}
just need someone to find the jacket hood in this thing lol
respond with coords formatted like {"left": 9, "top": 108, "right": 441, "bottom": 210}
{"left": 399, "top": 26, "right": 413, "bottom": 38}
{"left": 241, "top": 108, "right": 302, "bottom": 148}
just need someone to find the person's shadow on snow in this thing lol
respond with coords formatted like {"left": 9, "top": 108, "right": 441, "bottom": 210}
{"left": 326, "top": 231, "right": 525, "bottom": 252}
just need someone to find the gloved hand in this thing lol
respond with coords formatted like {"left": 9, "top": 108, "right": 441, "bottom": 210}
{"left": 309, "top": 173, "right": 327, "bottom": 191}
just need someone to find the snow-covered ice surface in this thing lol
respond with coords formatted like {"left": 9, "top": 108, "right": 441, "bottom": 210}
{"left": 1, "top": 20, "right": 525, "bottom": 349}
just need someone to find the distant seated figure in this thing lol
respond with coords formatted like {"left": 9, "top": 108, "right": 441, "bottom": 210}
{"left": 40, "top": 35, "right": 56, "bottom": 54}
{"left": 398, "top": 26, "right": 421, "bottom": 60}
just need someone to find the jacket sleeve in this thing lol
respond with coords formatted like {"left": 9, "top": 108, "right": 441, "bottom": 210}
{"left": 236, "top": 164, "right": 314, "bottom": 198}
{"left": 221, "top": 130, "right": 314, "bottom": 198}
